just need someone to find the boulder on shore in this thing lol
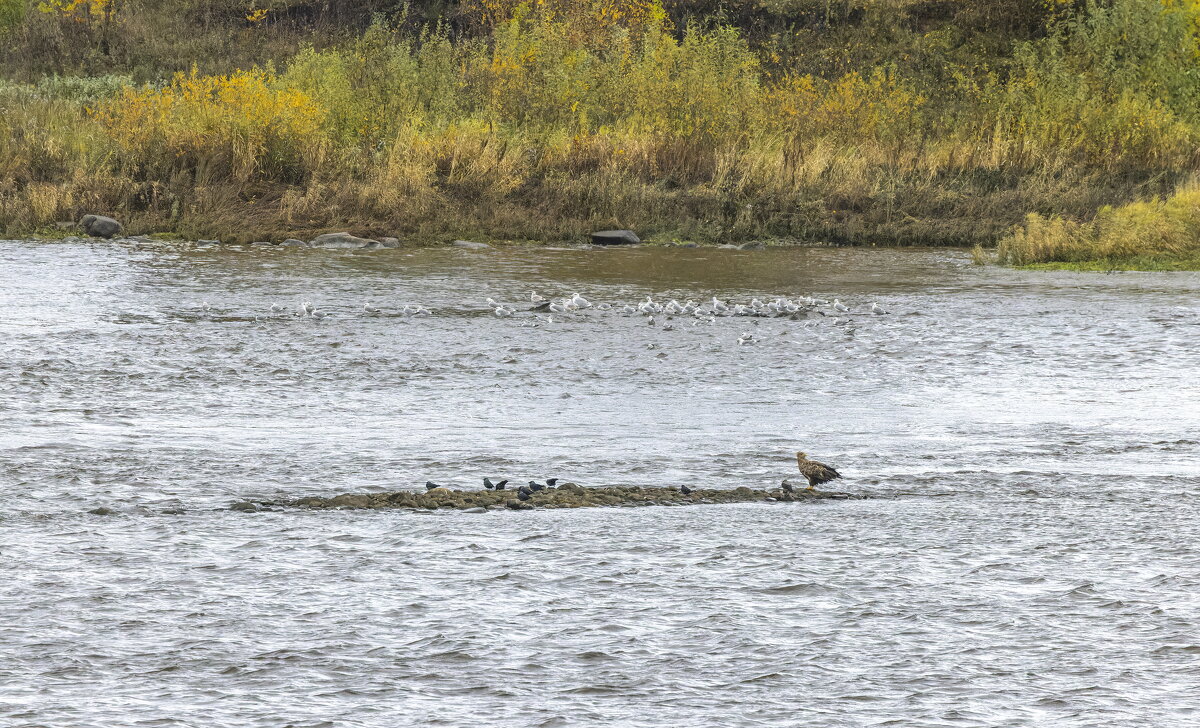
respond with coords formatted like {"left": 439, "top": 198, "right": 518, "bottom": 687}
{"left": 80, "top": 215, "right": 123, "bottom": 239}
{"left": 309, "top": 232, "right": 381, "bottom": 249}
{"left": 280, "top": 238, "right": 307, "bottom": 247}
{"left": 452, "top": 239, "right": 492, "bottom": 250}
{"left": 591, "top": 229, "right": 641, "bottom": 246}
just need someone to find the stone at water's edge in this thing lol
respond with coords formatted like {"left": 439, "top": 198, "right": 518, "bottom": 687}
{"left": 252, "top": 484, "right": 861, "bottom": 513}
{"left": 309, "top": 232, "right": 381, "bottom": 249}
{"left": 591, "top": 229, "right": 641, "bottom": 246}
{"left": 280, "top": 238, "right": 307, "bottom": 247}
{"left": 452, "top": 240, "right": 492, "bottom": 250}
{"left": 80, "top": 215, "right": 123, "bottom": 239}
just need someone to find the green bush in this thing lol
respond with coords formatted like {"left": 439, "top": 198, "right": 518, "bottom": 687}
{"left": 0, "top": 0, "right": 22, "bottom": 34}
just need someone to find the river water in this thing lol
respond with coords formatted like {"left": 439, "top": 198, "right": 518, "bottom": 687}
{"left": 1, "top": 239, "right": 1198, "bottom": 727}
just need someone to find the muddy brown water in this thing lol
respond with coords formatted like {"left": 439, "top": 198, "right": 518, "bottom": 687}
{"left": 2, "top": 240, "right": 1199, "bottom": 727}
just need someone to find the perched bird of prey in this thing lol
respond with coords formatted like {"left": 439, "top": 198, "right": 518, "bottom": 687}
{"left": 795, "top": 452, "right": 842, "bottom": 490}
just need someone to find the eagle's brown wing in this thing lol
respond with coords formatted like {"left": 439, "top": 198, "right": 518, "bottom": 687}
{"left": 799, "top": 460, "right": 842, "bottom": 487}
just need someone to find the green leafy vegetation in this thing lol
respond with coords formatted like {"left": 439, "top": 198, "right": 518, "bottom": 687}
{"left": 1, "top": 0, "right": 1199, "bottom": 256}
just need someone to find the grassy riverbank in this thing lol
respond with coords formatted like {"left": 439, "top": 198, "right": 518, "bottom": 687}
{"left": 3, "top": 1, "right": 1200, "bottom": 250}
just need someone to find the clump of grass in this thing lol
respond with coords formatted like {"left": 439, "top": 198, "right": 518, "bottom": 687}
{"left": 998, "top": 183, "right": 1200, "bottom": 269}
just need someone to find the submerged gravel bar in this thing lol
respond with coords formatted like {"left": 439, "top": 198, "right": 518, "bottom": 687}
{"left": 260, "top": 484, "right": 860, "bottom": 512}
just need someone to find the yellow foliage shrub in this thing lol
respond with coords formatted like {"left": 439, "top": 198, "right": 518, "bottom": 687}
{"left": 94, "top": 68, "right": 327, "bottom": 182}
{"left": 999, "top": 183, "right": 1200, "bottom": 264}
{"left": 765, "top": 66, "right": 926, "bottom": 143}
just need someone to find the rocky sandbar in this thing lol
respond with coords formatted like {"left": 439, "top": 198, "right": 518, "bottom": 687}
{"left": 254, "top": 484, "right": 861, "bottom": 512}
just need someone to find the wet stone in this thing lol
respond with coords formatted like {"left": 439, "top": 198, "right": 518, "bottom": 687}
{"left": 229, "top": 501, "right": 259, "bottom": 512}
{"left": 309, "top": 232, "right": 380, "bottom": 249}
{"left": 328, "top": 494, "right": 371, "bottom": 509}
{"left": 591, "top": 230, "right": 641, "bottom": 246}
{"left": 80, "top": 214, "right": 123, "bottom": 239}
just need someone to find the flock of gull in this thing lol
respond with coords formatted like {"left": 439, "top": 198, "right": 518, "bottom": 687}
{"left": 200, "top": 291, "right": 888, "bottom": 344}
{"left": 205, "top": 291, "right": 886, "bottom": 327}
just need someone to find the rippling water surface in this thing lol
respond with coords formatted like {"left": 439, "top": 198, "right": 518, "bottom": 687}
{"left": 2, "top": 240, "right": 1199, "bottom": 727}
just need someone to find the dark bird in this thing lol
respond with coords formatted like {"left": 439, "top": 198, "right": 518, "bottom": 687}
{"left": 484, "top": 478, "right": 495, "bottom": 490}
{"left": 545, "top": 478, "right": 558, "bottom": 487}
{"left": 528, "top": 481, "right": 546, "bottom": 492}
{"left": 680, "top": 484, "right": 694, "bottom": 495}
{"left": 494, "top": 480, "right": 508, "bottom": 490}
{"left": 781, "top": 480, "right": 795, "bottom": 493}
{"left": 425, "top": 481, "right": 442, "bottom": 491}
{"left": 795, "top": 452, "right": 842, "bottom": 491}
{"left": 517, "top": 486, "right": 533, "bottom": 501}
